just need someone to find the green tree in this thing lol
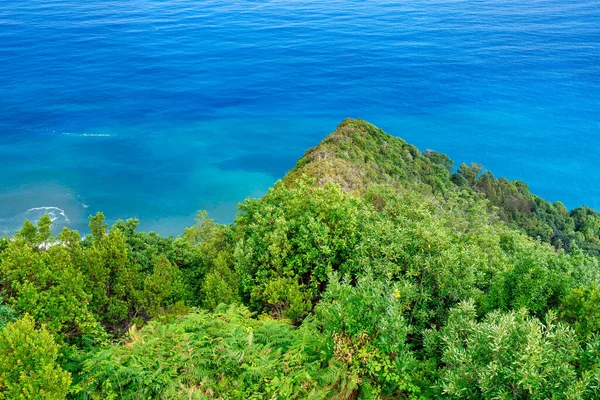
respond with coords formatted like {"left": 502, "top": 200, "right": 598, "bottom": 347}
{"left": 141, "top": 256, "right": 185, "bottom": 318}
{"left": 234, "top": 178, "right": 365, "bottom": 322}
{"left": 483, "top": 244, "right": 577, "bottom": 318}
{"left": 559, "top": 284, "right": 600, "bottom": 339}
{"left": 314, "top": 274, "right": 420, "bottom": 398}
{"left": 0, "top": 220, "right": 97, "bottom": 340}
{"left": 0, "top": 315, "right": 71, "bottom": 399}
{"left": 436, "top": 300, "right": 580, "bottom": 399}
{"left": 81, "top": 213, "right": 136, "bottom": 331}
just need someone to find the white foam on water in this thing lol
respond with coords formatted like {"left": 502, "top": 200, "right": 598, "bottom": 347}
{"left": 25, "top": 206, "right": 70, "bottom": 223}
{"left": 61, "top": 132, "right": 112, "bottom": 137}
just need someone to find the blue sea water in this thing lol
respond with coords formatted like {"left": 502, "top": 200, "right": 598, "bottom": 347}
{"left": 0, "top": 0, "right": 599, "bottom": 235}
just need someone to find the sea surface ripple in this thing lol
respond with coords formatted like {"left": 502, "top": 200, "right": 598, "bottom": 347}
{"left": 1, "top": 0, "right": 599, "bottom": 234}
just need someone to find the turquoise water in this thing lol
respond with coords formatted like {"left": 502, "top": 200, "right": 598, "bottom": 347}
{"left": 1, "top": 0, "right": 599, "bottom": 235}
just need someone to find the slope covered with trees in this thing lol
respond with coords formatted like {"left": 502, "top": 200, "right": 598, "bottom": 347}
{"left": 2, "top": 119, "right": 600, "bottom": 399}
{"left": 286, "top": 119, "right": 600, "bottom": 255}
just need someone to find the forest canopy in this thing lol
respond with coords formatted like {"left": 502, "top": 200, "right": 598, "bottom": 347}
{"left": 2, "top": 119, "right": 600, "bottom": 399}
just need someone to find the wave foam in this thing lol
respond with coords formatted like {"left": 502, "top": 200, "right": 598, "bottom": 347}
{"left": 61, "top": 132, "right": 112, "bottom": 137}
{"left": 25, "top": 206, "right": 70, "bottom": 223}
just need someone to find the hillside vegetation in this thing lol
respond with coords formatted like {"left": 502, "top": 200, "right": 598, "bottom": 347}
{"left": 2, "top": 119, "right": 600, "bottom": 399}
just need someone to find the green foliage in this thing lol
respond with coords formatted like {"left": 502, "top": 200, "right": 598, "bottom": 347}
{"left": 575, "top": 334, "right": 600, "bottom": 398}
{"left": 0, "top": 315, "right": 71, "bottom": 399}
{"left": 288, "top": 119, "right": 600, "bottom": 258}
{"left": 108, "top": 218, "right": 177, "bottom": 274}
{"left": 0, "top": 296, "right": 15, "bottom": 329}
{"left": 141, "top": 256, "right": 185, "bottom": 318}
{"left": 572, "top": 207, "right": 600, "bottom": 242}
{"left": 234, "top": 178, "right": 365, "bottom": 322}
{"left": 315, "top": 274, "right": 420, "bottom": 398}
{"left": 559, "top": 284, "right": 600, "bottom": 339}
{"left": 0, "top": 219, "right": 98, "bottom": 340}
{"left": 3, "top": 118, "right": 600, "bottom": 398}
{"left": 285, "top": 118, "right": 453, "bottom": 194}
{"left": 424, "top": 149, "right": 454, "bottom": 172}
{"left": 353, "top": 187, "right": 500, "bottom": 332}
{"left": 81, "top": 213, "right": 191, "bottom": 333}
{"left": 200, "top": 255, "right": 240, "bottom": 310}
{"left": 82, "top": 214, "right": 134, "bottom": 329}
{"left": 436, "top": 301, "right": 581, "bottom": 399}
{"left": 180, "top": 211, "right": 239, "bottom": 308}
{"left": 454, "top": 161, "right": 600, "bottom": 256}
{"left": 482, "top": 244, "right": 576, "bottom": 318}
{"left": 77, "top": 305, "right": 330, "bottom": 400}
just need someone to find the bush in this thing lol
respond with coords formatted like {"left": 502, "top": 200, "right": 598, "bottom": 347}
{"left": 0, "top": 315, "right": 71, "bottom": 399}
{"left": 436, "top": 301, "right": 580, "bottom": 399}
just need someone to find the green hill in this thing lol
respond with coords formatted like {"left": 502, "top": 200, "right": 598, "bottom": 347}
{"left": 2, "top": 119, "right": 600, "bottom": 399}
{"left": 288, "top": 118, "right": 600, "bottom": 256}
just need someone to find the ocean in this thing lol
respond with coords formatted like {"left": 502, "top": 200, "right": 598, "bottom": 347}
{"left": 1, "top": 0, "right": 599, "bottom": 235}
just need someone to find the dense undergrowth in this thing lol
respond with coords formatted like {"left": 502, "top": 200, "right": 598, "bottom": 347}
{"left": 2, "top": 119, "right": 600, "bottom": 399}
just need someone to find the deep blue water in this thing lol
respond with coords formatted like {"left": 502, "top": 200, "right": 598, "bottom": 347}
{"left": 1, "top": 0, "right": 599, "bottom": 235}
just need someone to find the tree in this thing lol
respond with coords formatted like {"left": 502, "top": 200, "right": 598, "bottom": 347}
{"left": 423, "top": 149, "right": 454, "bottom": 172}
{"left": 0, "top": 220, "right": 98, "bottom": 340}
{"left": 234, "top": 178, "right": 365, "bottom": 322}
{"left": 82, "top": 213, "right": 138, "bottom": 332}
{"left": 0, "top": 315, "right": 71, "bottom": 399}
{"left": 559, "top": 284, "right": 600, "bottom": 339}
{"left": 436, "top": 301, "right": 580, "bottom": 399}
{"left": 141, "top": 256, "right": 185, "bottom": 318}
{"left": 314, "top": 274, "right": 420, "bottom": 398}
